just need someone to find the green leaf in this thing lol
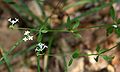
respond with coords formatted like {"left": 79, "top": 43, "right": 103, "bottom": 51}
{"left": 66, "top": 16, "right": 71, "bottom": 29}
{"left": 66, "top": 16, "right": 80, "bottom": 30}
{"left": 71, "top": 2, "right": 113, "bottom": 22}
{"left": 107, "top": 27, "right": 113, "bottom": 35}
{"left": 41, "top": 30, "right": 48, "bottom": 33}
{"left": 4, "top": 0, "right": 15, "bottom": 4}
{"left": 110, "top": 6, "right": 116, "bottom": 20}
{"left": 94, "top": 55, "right": 99, "bottom": 62}
{"left": 68, "top": 58, "right": 73, "bottom": 66}
{"left": 1, "top": 49, "right": 13, "bottom": 72}
{"left": 98, "top": 48, "right": 107, "bottom": 54}
{"left": 115, "top": 28, "right": 120, "bottom": 37}
{"left": 102, "top": 55, "right": 114, "bottom": 61}
{"left": 3, "top": 0, "right": 12, "bottom": 2}
{"left": 115, "top": 0, "right": 120, "bottom": 3}
{"left": 63, "top": 0, "right": 94, "bottom": 10}
{"left": 73, "top": 33, "right": 81, "bottom": 38}
{"left": 117, "top": 18, "right": 120, "bottom": 24}
{"left": 67, "top": 15, "right": 71, "bottom": 22}
{"left": 72, "top": 50, "right": 80, "bottom": 59}
{"left": 0, "top": 61, "right": 3, "bottom": 65}
{"left": 72, "top": 20, "right": 80, "bottom": 29}
{"left": 96, "top": 45, "right": 100, "bottom": 52}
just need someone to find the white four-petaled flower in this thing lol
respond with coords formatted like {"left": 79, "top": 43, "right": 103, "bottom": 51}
{"left": 23, "top": 37, "right": 28, "bottom": 42}
{"left": 28, "top": 36, "right": 33, "bottom": 40}
{"left": 35, "top": 43, "right": 48, "bottom": 52}
{"left": 8, "top": 18, "right": 19, "bottom": 25}
{"left": 24, "top": 31, "right": 30, "bottom": 35}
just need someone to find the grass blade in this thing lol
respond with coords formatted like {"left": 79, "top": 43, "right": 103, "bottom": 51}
{"left": 0, "top": 48, "right": 13, "bottom": 72}
{"left": 70, "top": 2, "right": 113, "bottom": 22}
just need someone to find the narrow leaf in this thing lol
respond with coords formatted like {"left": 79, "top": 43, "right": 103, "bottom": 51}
{"left": 41, "top": 30, "right": 48, "bottom": 33}
{"left": 68, "top": 58, "right": 73, "bottom": 66}
{"left": 73, "top": 21, "right": 80, "bottom": 29}
{"left": 71, "top": 2, "right": 113, "bottom": 22}
{"left": 98, "top": 48, "right": 107, "bottom": 54}
{"left": 1, "top": 50, "right": 13, "bottom": 72}
{"left": 72, "top": 50, "right": 80, "bottom": 59}
{"left": 73, "top": 33, "right": 81, "bottom": 38}
{"left": 67, "top": 16, "right": 71, "bottom": 23}
{"left": 107, "top": 27, "right": 113, "bottom": 35}
{"left": 110, "top": 6, "right": 116, "bottom": 20}
{"left": 117, "top": 18, "right": 120, "bottom": 24}
{"left": 66, "top": 16, "right": 71, "bottom": 29}
{"left": 115, "top": 28, "right": 120, "bottom": 37}
{"left": 102, "top": 55, "right": 114, "bottom": 61}
{"left": 96, "top": 45, "right": 100, "bottom": 52}
{"left": 63, "top": 0, "right": 93, "bottom": 10}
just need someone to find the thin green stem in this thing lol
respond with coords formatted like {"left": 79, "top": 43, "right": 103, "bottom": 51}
{"left": 0, "top": 38, "right": 23, "bottom": 62}
{"left": 0, "top": 48, "right": 13, "bottom": 72}
{"left": 37, "top": 52, "right": 41, "bottom": 72}
{"left": 13, "top": 23, "right": 114, "bottom": 33}
{"left": 59, "top": 48, "right": 68, "bottom": 72}
{"left": 37, "top": 53, "right": 98, "bottom": 57}
{"left": 100, "top": 42, "right": 120, "bottom": 54}
{"left": 45, "top": 33, "right": 55, "bottom": 72}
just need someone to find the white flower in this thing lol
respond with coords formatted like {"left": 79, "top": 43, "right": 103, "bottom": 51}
{"left": 8, "top": 18, "right": 19, "bottom": 25}
{"left": 112, "top": 25, "right": 118, "bottom": 28}
{"left": 28, "top": 36, "right": 33, "bottom": 40}
{"left": 23, "top": 37, "right": 28, "bottom": 42}
{"left": 35, "top": 43, "right": 48, "bottom": 52}
{"left": 24, "top": 31, "right": 30, "bottom": 35}
{"left": 23, "top": 30, "right": 33, "bottom": 42}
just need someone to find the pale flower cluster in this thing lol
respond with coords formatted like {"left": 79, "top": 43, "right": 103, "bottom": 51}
{"left": 23, "top": 31, "right": 33, "bottom": 42}
{"left": 8, "top": 18, "right": 48, "bottom": 51}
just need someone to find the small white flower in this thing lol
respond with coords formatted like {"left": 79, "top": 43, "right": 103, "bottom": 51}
{"left": 8, "top": 18, "right": 19, "bottom": 25}
{"left": 35, "top": 43, "right": 48, "bottom": 52}
{"left": 112, "top": 25, "right": 118, "bottom": 28}
{"left": 23, "top": 37, "right": 28, "bottom": 42}
{"left": 23, "top": 30, "right": 33, "bottom": 42}
{"left": 28, "top": 36, "right": 33, "bottom": 40}
{"left": 24, "top": 31, "right": 30, "bottom": 35}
